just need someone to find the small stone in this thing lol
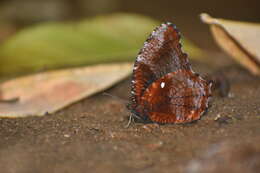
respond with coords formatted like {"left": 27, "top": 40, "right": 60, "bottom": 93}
{"left": 64, "top": 134, "right": 70, "bottom": 138}
{"left": 228, "top": 92, "right": 235, "bottom": 98}
{"left": 214, "top": 114, "right": 232, "bottom": 125}
{"left": 214, "top": 114, "right": 221, "bottom": 121}
{"left": 142, "top": 123, "right": 160, "bottom": 132}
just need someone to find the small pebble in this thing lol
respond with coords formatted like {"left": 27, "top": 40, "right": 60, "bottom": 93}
{"left": 214, "top": 114, "right": 232, "bottom": 124}
{"left": 64, "top": 134, "right": 70, "bottom": 138}
{"left": 142, "top": 123, "right": 160, "bottom": 132}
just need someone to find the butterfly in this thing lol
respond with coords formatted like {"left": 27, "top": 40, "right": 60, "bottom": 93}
{"left": 128, "top": 22, "right": 212, "bottom": 124}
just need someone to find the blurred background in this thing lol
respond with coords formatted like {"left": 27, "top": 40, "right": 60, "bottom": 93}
{"left": 0, "top": 0, "right": 259, "bottom": 50}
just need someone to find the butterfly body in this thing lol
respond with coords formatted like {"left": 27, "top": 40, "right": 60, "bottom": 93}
{"left": 129, "top": 22, "right": 212, "bottom": 124}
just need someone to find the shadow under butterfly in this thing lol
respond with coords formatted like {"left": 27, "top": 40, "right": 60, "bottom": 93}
{"left": 127, "top": 22, "right": 213, "bottom": 125}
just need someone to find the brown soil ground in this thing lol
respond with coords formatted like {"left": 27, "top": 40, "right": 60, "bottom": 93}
{"left": 0, "top": 52, "right": 260, "bottom": 173}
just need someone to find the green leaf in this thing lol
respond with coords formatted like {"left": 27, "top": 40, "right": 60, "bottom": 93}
{"left": 0, "top": 13, "right": 202, "bottom": 77}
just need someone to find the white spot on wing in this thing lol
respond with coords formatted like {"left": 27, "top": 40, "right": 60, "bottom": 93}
{"left": 161, "top": 82, "right": 165, "bottom": 88}
{"left": 136, "top": 55, "right": 144, "bottom": 61}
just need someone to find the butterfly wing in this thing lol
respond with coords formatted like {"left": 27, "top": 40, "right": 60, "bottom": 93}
{"left": 129, "top": 22, "right": 191, "bottom": 119}
{"left": 140, "top": 70, "right": 211, "bottom": 123}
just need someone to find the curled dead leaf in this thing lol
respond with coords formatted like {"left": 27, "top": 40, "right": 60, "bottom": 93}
{"left": 0, "top": 63, "right": 132, "bottom": 118}
{"left": 201, "top": 13, "right": 260, "bottom": 75}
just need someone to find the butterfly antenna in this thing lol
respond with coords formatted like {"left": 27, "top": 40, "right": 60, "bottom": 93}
{"left": 102, "top": 92, "right": 129, "bottom": 104}
{"left": 102, "top": 92, "right": 142, "bottom": 127}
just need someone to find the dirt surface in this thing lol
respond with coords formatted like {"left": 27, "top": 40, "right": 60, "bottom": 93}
{"left": 0, "top": 52, "right": 260, "bottom": 173}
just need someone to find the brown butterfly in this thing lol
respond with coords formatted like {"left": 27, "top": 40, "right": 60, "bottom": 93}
{"left": 128, "top": 22, "right": 212, "bottom": 124}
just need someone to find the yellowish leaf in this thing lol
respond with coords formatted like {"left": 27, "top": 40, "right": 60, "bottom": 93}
{"left": 201, "top": 13, "right": 260, "bottom": 75}
{"left": 0, "top": 63, "right": 132, "bottom": 118}
{"left": 0, "top": 13, "right": 203, "bottom": 78}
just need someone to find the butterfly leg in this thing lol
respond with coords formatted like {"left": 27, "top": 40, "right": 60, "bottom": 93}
{"left": 125, "top": 114, "right": 134, "bottom": 128}
{"left": 125, "top": 112, "right": 146, "bottom": 128}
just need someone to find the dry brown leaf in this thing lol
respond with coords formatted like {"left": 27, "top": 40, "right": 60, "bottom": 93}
{"left": 0, "top": 63, "right": 132, "bottom": 118}
{"left": 201, "top": 13, "right": 260, "bottom": 75}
